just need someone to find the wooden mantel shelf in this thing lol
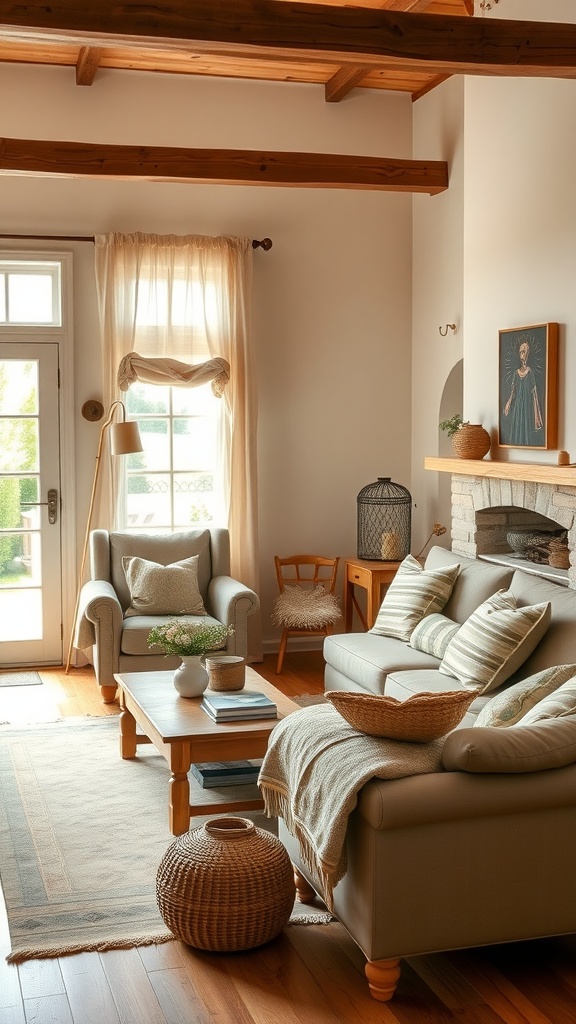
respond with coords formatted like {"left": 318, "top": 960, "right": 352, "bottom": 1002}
{"left": 425, "top": 457, "right": 576, "bottom": 487}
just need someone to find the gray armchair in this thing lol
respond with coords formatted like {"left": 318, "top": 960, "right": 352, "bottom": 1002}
{"left": 75, "top": 528, "right": 259, "bottom": 703}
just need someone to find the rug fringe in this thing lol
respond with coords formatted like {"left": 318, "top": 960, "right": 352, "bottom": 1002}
{"left": 6, "top": 931, "right": 174, "bottom": 964}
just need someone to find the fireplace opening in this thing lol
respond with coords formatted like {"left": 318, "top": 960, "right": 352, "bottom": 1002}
{"left": 475, "top": 507, "right": 569, "bottom": 585}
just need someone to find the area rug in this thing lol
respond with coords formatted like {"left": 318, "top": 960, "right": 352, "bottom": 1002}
{"left": 0, "top": 716, "right": 332, "bottom": 963}
{"left": 0, "top": 671, "right": 42, "bottom": 687}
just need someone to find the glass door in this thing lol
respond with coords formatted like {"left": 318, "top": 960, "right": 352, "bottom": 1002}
{"left": 0, "top": 343, "right": 62, "bottom": 665}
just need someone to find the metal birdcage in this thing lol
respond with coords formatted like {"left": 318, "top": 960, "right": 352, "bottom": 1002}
{"left": 356, "top": 477, "right": 412, "bottom": 562}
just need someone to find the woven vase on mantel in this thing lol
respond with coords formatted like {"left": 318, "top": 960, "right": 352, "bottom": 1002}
{"left": 451, "top": 423, "right": 491, "bottom": 460}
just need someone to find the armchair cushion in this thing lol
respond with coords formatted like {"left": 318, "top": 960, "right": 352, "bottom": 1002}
{"left": 122, "top": 554, "right": 206, "bottom": 617}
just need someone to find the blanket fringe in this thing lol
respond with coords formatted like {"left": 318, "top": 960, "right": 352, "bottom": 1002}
{"left": 6, "top": 931, "right": 174, "bottom": 964}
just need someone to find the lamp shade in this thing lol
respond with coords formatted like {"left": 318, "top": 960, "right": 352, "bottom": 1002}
{"left": 109, "top": 419, "right": 143, "bottom": 456}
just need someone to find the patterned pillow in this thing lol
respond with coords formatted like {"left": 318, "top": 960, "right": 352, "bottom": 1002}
{"left": 474, "top": 665, "right": 576, "bottom": 728}
{"left": 409, "top": 613, "right": 461, "bottom": 660}
{"left": 439, "top": 590, "right": 551, "bottom": 693}
{"left": 122, "top": 554, "right": 207, "bottom": 617}
{"left": 520, "top": 677, "right": 576, "bottom": 725}
{"left": 370, "top": 555, "right": 460, "bottom": 642}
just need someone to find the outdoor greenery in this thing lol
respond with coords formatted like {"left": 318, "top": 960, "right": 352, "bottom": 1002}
{"left": 0, "top": 364, "right": 37, "bottom": 576}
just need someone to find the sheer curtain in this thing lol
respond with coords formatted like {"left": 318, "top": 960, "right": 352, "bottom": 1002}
{"left": 93, "top": 232, "right": 259, "bottom": 601}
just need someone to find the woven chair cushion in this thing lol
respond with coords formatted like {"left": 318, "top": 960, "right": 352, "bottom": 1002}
{"left": 325, "top": 689, "right": 476, "bottom": 743}
{"left": 272, "top": 586, "right": 341, "bottom": 630}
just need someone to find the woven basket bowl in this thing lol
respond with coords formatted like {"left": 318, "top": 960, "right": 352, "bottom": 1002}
{"left": 156, "top": 817, "right": 296, "bottom": 951}
{"left": 325, "top": 690, "right": 477, "bottom": 742}
{"left": 451, "top": 424, "right": 491, "bottom": 460}
{"left": 205, "top": 655, "right": 246, "bottom": 691}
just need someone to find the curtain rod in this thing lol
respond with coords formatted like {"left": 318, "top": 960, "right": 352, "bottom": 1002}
{"left": 0, "top": 233, "right": 273, "bottom": 250}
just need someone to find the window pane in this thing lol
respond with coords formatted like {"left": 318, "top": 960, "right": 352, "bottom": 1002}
{"left": 0, "top": 530, "right": 41, "bottom": 586}
{"left": 0, "top": 419, "right": 39, "bottom": 473}
{"left": 132, "top": 420, "right": 170, "bottom": 471}
{"left": 125, "top": 383, "right": 169, "bottom": 415}
{"left": 0, "top": 274, "right": 5, "bottom": 321}
{"left": 8, "top": 274, "right": 54, "bottom": 323}
{"left": 174, "top": 473, "right": 215, "bottom": 526}
{"left": 173, "top": 417, "right": 216, "bottom": 471}
{"left": 0, "top": 589, "right": 42, "bottom": 640}
{"left": 173, "top": 383, "right": 217, "bottom": 415}
{"left": 126, "top": 473, "right": 171, "bottom": 527}
{"left": 0, "top": 360, "right": 38, "bottom": 415}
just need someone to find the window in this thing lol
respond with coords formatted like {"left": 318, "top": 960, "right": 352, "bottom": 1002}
{"left": 124, "top": 379, "right": 223, "bottom": 531}
{"left": 0, "top": 261, "right": 62, "bottom": 326}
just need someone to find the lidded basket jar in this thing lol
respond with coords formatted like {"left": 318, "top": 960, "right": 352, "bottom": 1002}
{"left": 156, "top": 816, "right": 296, "bottom": 951}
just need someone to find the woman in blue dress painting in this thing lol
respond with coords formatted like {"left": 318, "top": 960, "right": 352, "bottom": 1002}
{"left": 502, "top": 341, "right": 544, "bottom": 446}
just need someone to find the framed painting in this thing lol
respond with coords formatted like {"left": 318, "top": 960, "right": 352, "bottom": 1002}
{"left": 498, "top": 322, "right": 558, "bottom": 450}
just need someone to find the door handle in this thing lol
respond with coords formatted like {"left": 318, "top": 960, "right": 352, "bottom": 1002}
{"left": 21, "top": 488, "right": 58, "bottom": 524}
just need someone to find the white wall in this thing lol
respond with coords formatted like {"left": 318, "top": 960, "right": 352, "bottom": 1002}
{"left": 411, "top": 76, "right": 465, "bottom": 553}
{"left": 0, "top": 64, "right": 415, "bottom": 650}
{"left": 413, "top": 1, "right": 576, "bottom": 552}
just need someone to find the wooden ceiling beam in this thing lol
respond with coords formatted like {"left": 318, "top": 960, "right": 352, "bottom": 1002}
{"left": 0, "top": 136, "right": 448, "bottom": 194}
{"left": 75, "top": 45, "right": 102, "bottom": 85}
{"left": 1, "top": 2, "right": 576, "bottom": 78}
{"left": 325, "top": 65, "right": 371, "bottom": 103}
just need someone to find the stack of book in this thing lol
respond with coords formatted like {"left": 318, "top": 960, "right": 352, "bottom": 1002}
{"left": 190, "top": 759, "right": 262, "bottom": 788}
{"left": 200, "top": 690, "right": 277, "bottom": 722}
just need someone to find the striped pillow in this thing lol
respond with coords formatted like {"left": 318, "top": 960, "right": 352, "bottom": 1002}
{"left": 371, "top": 555, "right": 460, "bottom": 642}
{"left": 409, "top": 613, "right": 461, "bottom": 660}
{"left": 520, "top": 677, "right": 576, "bottom": 725}
{"left": 439, "top": 590, "right": 551, "bottom": 693}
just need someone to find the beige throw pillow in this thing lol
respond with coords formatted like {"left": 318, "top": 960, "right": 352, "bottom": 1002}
{"left": 475, "top": 665, "right": 576, "bottom": 728}
{"left": 370, "top": 555, "right": 460, "bottom": 643}
{"left": 122, "top": 554, "right": 207, "bottom": 617}
{"left": 439, "top": 590, "right": 551, "bottom": 693}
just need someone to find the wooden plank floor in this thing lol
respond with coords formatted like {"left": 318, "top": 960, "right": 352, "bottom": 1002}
{"left": 1, "top": 653, "right": 576, "bottom": 1024}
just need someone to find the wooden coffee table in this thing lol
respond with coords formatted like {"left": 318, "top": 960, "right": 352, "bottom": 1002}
{"left": 115, "top": 667, "right": 299, "bottom": 835}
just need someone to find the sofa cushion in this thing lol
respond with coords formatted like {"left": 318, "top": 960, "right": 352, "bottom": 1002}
{"left": 439, "top": 590, "right": 551, "bottom": 693}
{"left": 409, "top": 613, "right": 460, "bottom": 659}
{"left": 474, "top": 665, "right": 576, "bottom": 728}
{"left": 442, "top": 715, "right": 576, "bottom": 773}
{"left": 325, "top": 689, "right": 476, "bottom": 742}
{"left": 508, "top": 570, "right": 576, "bottom": 677}
{"left": 424, "top": 546, "right": 515, "bottom": 624}
{"left": 323, "top": 633, "right": 440, "bottom": 696}
{"left": 520, "top": 677, "right": 576, "bottom": 724}
{"left": 371, "top": 555, "right": 460, "bottom": 642}
{"left": 122, "top": 554, "right": 207, "bottom": 617}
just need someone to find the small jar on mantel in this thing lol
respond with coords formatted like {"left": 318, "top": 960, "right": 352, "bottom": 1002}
{"left": 452, "top": 423, "right": 491, "bottom": 460}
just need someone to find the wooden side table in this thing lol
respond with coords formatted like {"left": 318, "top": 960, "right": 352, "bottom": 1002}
{"left": 343, "top": 557, "right": 401, "bottom": 631}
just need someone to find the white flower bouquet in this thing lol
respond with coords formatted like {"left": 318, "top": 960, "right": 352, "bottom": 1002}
{"left": 147, "top": 620, "right": 233, "bottom": 657}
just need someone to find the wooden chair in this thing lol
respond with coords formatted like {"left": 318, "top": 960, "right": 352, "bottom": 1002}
{"left": 273, "top": 554, "right": 341, "bottom": 674}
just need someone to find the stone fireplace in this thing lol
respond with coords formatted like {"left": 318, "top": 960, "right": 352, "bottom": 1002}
{"left": 425, "top": 458, "right": 576, "bottom": 590}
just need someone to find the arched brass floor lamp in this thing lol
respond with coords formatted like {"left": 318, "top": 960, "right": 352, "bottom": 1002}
{"left": 65, "top": 400, "right": 143, "bottom": 673}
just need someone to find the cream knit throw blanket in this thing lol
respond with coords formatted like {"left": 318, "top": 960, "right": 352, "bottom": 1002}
{"left": 258, "top": 704, "right": 445, "bottom": 911}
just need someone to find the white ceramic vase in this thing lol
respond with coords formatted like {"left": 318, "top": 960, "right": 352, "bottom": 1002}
{"left": 173, "top": 656, "right": 209, "bottom": 698}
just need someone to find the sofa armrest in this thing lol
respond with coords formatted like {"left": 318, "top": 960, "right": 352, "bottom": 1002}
{"left": 76, "top": 580, "right": 123, "bottom": 689}
{"left": 207, "top": 575, "right": 259, "bottom": 658}
{"left": 356, "top": 758, "right": 576, "bottom": 832}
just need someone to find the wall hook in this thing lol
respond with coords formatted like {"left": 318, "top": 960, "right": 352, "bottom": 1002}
{"left": 439, "top": 324, "right": 457, "bottom": 337}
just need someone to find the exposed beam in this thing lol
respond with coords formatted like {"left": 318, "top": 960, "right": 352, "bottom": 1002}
{"left": 1, "top": 2, "right": 576, "bottom": 79}
{"left": 325, "top": 65, "right": 372, "bottom": 103}
{"left": 0, "top": 137, "right": 448, "bottom": 194}
{"left": 75, "top": 45, "right": 102, "bottom": 85}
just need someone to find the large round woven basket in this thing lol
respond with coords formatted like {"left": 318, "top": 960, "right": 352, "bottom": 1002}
{"left": 156, "top": 817, "right": 296, "bottom": 951}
